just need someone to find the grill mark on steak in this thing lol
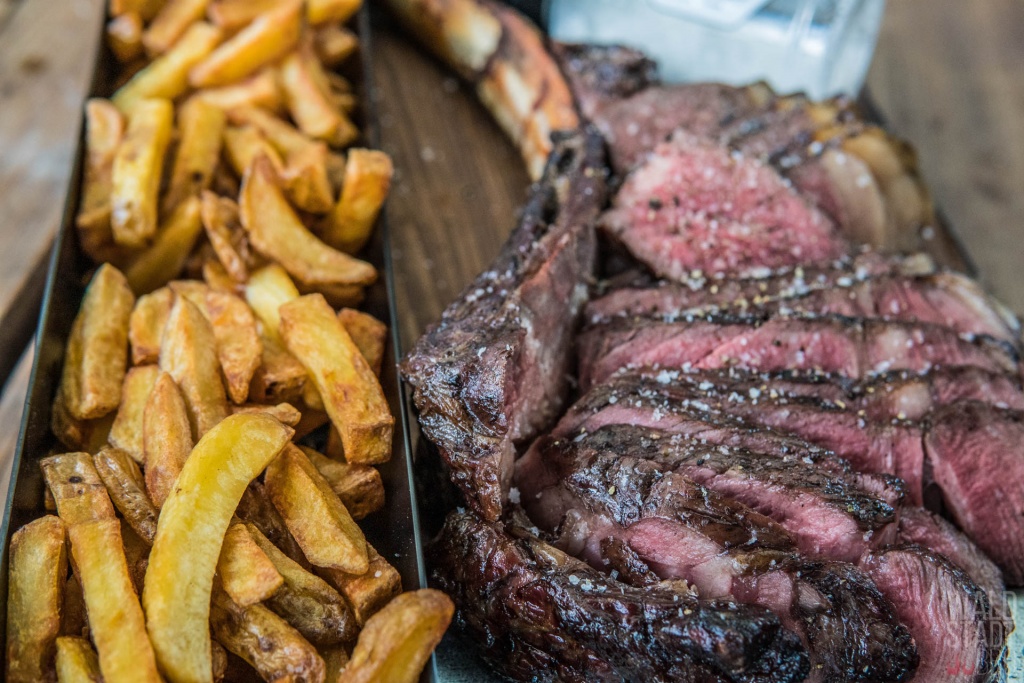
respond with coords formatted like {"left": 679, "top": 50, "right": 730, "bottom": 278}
{"left": 600, "top": 132, "right": 850, "bottom": 280}
{"left": 429, "top": 511, "right": 811, "bottom": 683}
{"left": 401, "top": 129, "right": 608, "bottom": 521}
{"left": 516, "top": 427, "right": 918, "bottom": 682}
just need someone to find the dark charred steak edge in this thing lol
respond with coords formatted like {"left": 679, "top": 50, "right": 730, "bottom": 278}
{"left": 401, "top": 128, "right": 608, "bottom": 522}
{"left": 430, "top": 511, "right": 810, "bottom": 683}
{"left": 551, "top": 42, "right": 659, "bottom": 120}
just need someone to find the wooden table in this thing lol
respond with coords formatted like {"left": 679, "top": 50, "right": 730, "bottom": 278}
{"left": 1, "top": 0, "right": 1023, "bottom": 496}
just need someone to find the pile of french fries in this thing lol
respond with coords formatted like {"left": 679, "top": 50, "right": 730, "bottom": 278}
{"left": 5, "top": 1, "right": 453, "bottom": 682}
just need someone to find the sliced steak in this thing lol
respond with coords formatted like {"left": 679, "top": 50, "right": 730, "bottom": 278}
{"left": 429, "top": 512, "right": 811, "bottom": 683}
{"left": 924, "top": 402, "right": 1024, "bottom": 585}
{"left": 401, "top": 130, "right": 607, "bottom": 521}
{"left": 578, "top": 313, "right": 1019, "bottom": 392}
{"left": 599, "top": 132, "right": 850, "bottom": 280}
{"left": 518, "top": 427, "right": 918, "bottom": 682}
{"left": 861, "top": 546, "right": 1000, "bottom": 683}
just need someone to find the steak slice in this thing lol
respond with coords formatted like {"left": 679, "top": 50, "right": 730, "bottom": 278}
{"left": 401, "top": 130, "right": 607, "bottom": 521}
{"left": 516, "top": 427, "right": 918, "bottom": 683}
{"left": 429, "top": 511, "right": 811, "bottom": 683}
{"left": 924, "top": 402, "right": 1024, "bottom": 585}
{"left": 551, "top": 42, "right": 657, "bottom": 121}
{"left": 516, "top": 421, "right": 896, "bottom": 562}
{"left": 578, "top": 313, "right": 1019, "bottom": 392}
{"left": 599, "top": 132, "right": 849, "bottom": 280}
{"left": 861, "top": 546, "right": 1001, "bottom": 683}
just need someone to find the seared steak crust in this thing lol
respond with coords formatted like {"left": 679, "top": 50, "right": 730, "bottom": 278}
{"left": 429, "top": 512, "right": 811, "bottom": 683}
{"left": 552, "top": 43, "right": 657, "bottom": 121}
{"left": 401, "top": 129, "right": 608, "bottom": 521}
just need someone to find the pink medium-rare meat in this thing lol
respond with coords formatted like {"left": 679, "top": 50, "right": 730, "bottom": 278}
{"left": 599, "top": 133, "right": 849, "bottom": 280}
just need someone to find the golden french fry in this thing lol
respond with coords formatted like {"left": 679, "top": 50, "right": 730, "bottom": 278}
{"left": 110, "top": 98, "right": 173, "bottom": 247}
{"left": 202, "top": 259, "right": 241, "bottom": 293}
{"left": 313, "top": 24, "right": 358, "bottom": 68}
{"left": 319, "top": 544, "right": 401, "bottom": 626}
{"left": 282, "top": 141, "right": 336, "bottom": 214}
{"left": 249, "top": 334, "right": 308, "bottom": 404}
{"left": 338, "top": 307, "right": 387, "bottom": 376}
{"left": 207, "top": 0, "right": 284, "bottom": 31}
{"left": 108, "top": 365, "right": 160, "bottom": 462}
{"left": 54, "top": 636, "right": 102, "bottom": 683}
{"left": 302, "top": 380, "right": 326, "bottom": 412}
{"left": 205, "top": 289, "right": 263, "bottom": 404}
{"left": 227, "top": 104, "right": 317, "bottom": 157}
{"left": 200, "top": 191, "right": 249, "bottom": 282}
{"left": 244, "top": 263, "right": 299, "bottom": 342}
{"left": 322, "top": 149, "right": 393, "bottom": 254}
{"left": 143, "top": 414, "right": 292, "bottom": 683}
{"left": 93, "top": 446, "right": 159, "bottom": 543}
{"left": 129, "top": 286, "right": 173, "bottom": 365}
{"left": 160, "top": 295, "right": 229, "bottom": 437}
{"left": 280, "top": 46, "right": 358, "bottom": 147}
{"left": 280, "top": 294, "right": 392, "bottom": 464}
{"left": 77, "top": 99, "right": 126, "bottom": 264}
{"left": 193, "top": 68, "right": 283, "bottom": 112}
{"left": 223, "top": 124, "right": 285, "bottom": 177}
{"left": 230, "top": 401, "right": 302, "bottom": 426}
{"left": 241, "top": 157, "right": 377, "bottom": 287}
{"left": 189, "top": 0, "right": 302, "bottom": 88}
{"left": 337, "top": 590, "right": 454, "bottom": 683}
{"left": 41, "top": 453, "right": 161, "bottom": 683}
{"left": 218, "top": 522, "right": 284, "bottom": 606}
{"left": 245, "top": 523, "right": 357, "bottom": 645}
{"left": 107, "top": 11, "right": 144, "bottom": 63}
{"left": 115, "top": 22, "right": 222, "bottom": 113}
{"left": 6, "top": 516, "right": 67, "bottom": 683}
{"left": 142, "top": 0, "right": 210, "bottom": 56}
{"left": 143, "top": 371, "right": 193, "bottom": 507}
{"left": 307, "top": 0, "right": 360, "bottom": 26}
{"left": 296, "top": 279, "right": 365, "bottom": 309}
{"left": 301, "top": 446, "right": 383, "bottom": 520}
{"left": 210, "top": 587, "right": 325, "bottom": 683}
{"left": 265, "top": 444, "right": 368, "bottom": 573}
{"left": 124, "top": 194, "right": 204, "bottom": 295}
{"left": 110, "top": 0, "right": 166, "bottom": 21}
{"left": 162, "top": 98, "right": 227, "bottom": 213}
{"left": 60, "top": 264, "right": 135, "bottom": 421}
{"left": 237, "top": 481, "right": 309, "bottom": 568}
{"left": 51, "top": 388, "right": 115, "bottom": 453}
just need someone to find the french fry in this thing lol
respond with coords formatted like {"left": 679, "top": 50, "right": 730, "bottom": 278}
{"left": 282, "top": 141, "right": 336, "bottom": 214}
{"left": 307, "top": 0, "right": 360, "bottom": 26}
{"left": 210, "top": 587, "right": 326, "bottom": 683}
{"left": 207, "top": 0, "right": 284, "bottom": 32}
{"left": 93, "top": 446, "right": 160, "bottom": 543}
{"left": 313, "top": 24, "right": 358, "bottom": 68}
{"left": 124, "top": 194, "right": 204, "bottom": 295}
{"left": 319, "top": 544, "right": 401, "bottom": 625}
{"left": 218, "top": 523, "right": 284, "bottom": 606}
{"left": 41, "top": 453, "right": 161, "bottom": 683}
{"left": 159, "top": 295, "right": 229, "bottom": 437}
{"left": 129, "top": 286, "right": 173, "bottom": 364}
{"left": 245, "top": 263, "right": 300, "bottom": 343}
{"left": 202, "top": 259, "right": 241, "bottom": 293}
{"left": 301, "top": 446, "right": 383, "bottom": 520}
{"left": 142, "top": 371, "right": 193, "bottom": 507}
{"left": 241, "top": 157, "right": 377, "bottom": 288}
{"left": 322, "top": 149, "right": 393, "bottom": 254}
{"left": 59, "top": 264, "right": 135, "bottom": 421}
{"left": 296, "top": 279, "right": 366, "bottom": 308}
{"left": 115, "top": 22, "right": 223, "bottom": 113}
{"left": 265, "top": 444, "right": 368, "bottom": 573}
{"left": 231, "top": 401, "right": 302, "bottom": 426}
{"left": 337, "top": 590, "right": 454, "bottom": 683}
{"left": 223, "top": 124, "right": 285, "bottom": 177}
{"left": 193, "top": 68, "right": 283, "bottom": 112}
{"left": 246, "top": 523, "right": 357, "bottom": 645}
{"left": 54, "top": 636, "right": 102, "bottom": 683}
{"left": 110, "top": 0, "right": 166, "bottom": 22}
{"left": 280, "top": 294, "right": 393, "bottom": 463}
{"left": 51, "top": 388, "right": 115, "bottom": 453}
{"left": 142, "top": 0, "right": 210, "bottom": 56}
{"left": 237, "top": 481, "right": 309, "bottom": 568}
{"left": 338, "top": 307, "right": 387, "bottom": 376}
{"left": 280, "top": 45, "right": 358, "bottom": 147}
{"left": 108, "top": 365, "right": 160, "bottom": 463}
{"left": 189, "top": 0, "right": 302, "bottom": 88}
{"left": 227, "top": 104, "right": 317, "bottom": 156}
{"left": 6, "top": 516, "right": 67, "bottom": 683}
{"left": 107, "top": 11, "right": 144, "bottom": 63}
{"left": 142, "top": 414, "right": 292, "bottom": 683}
{"left": 206, "top": 289, "right": 264, "bottom": 404}
{"left": 162, "top": 98, "right": 227, "bottom": 213}
{"left": 325, "top": 73, "right": 357, "bottom": 115}
{"left": 76, "top": 99, "right": 126, "bottom": 265}
{"left": 110, "top": 98, "right": 173, "bottom": 247}
{"left": 200, "top": 191, "right": 250, "bottom": 282}
{"left": 249, "top": 334, "right": 309, "bottom": 404}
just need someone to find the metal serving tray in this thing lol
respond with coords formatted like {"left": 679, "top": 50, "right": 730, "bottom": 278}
{"left": 0, "top": 7, "right": 437, "bottom": 681}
